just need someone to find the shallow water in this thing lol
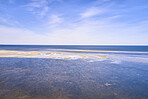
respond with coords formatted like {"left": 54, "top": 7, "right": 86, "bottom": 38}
{"left": 0, "top": 57, "right": 148, "bottom": 99}
{"left": 0, "top": 45, "right": 148, "bottom": 99}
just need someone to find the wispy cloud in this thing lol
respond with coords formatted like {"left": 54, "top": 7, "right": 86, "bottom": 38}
{"left": 24, "top": 0, "right": 63, "bottom": 17}
{"left": 0, "top": 0, "right": 148, "bottom": 45}
{"left": 80, "top": 7, "right": 104, "bottom": 18}
{"left": 39, "top": 6, "right": 49, "bottom": 16}
{"left": 0, "top": 16, "right": 19, "bottom": 26}
{"left": 8, "top": 0, "right": 15, "bottom": 4}
{"left": 27, "top": 0, "right": 48, "bottom": 8}
{"left": 0, "top": 17, "right": 148, "bottom": 45}
{"left": 25, "top": 0, "right": 49, "bottom": 17}
{"left": 0, "top": 26, "right": 47, "bottom": 44}
{"left": 48, "top": 15, "right": 63, "bottom": 27}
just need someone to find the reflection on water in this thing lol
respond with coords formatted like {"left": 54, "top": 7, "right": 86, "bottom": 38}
{"left": 0, "top": 58, "right": 148, "bottom": 99}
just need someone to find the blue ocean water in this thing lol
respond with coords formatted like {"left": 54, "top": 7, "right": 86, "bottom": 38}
{"left": 0, "top": 45, "right": 148, "bottom": 99}
{"left": 0, "top": 45, "right": 148, "bottom": 52}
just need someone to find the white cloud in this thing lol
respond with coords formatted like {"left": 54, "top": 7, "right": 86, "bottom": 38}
{"left": 25, "top": 0, "right": 49, "bottom": 17}
{"left": 0, "top": 0, "right": 147, "bottom": 45}
{"left": 39, "top": 6, "right": 49, "bottom": 16}
{"left": 46, "top": 25, "right": 98, "bottom": 44}
{"left": 24, "top": 0, "right": 63, "bottom": 17}
{"left": 0, "top": 16, "right": 19, "bottom": 26}
{"left": 0, "top": 23, "right": 99, "bottom": 45}
{"left": 80, "top": 7, "right": 104, "bottom": 18}
{"left": 0, "top": 14, "right": 148, "bottom": 45}
{"left": 48, "top": 15, "right": 63, "bottom": 24}
{"left": 0, "top": 26, "right": 48, "bottom": 44}
{"left": 28, "top": 0, "right": 48, "bottom": 8}
{"left": 46, "top": 18, "right": 148, "bottom": 45}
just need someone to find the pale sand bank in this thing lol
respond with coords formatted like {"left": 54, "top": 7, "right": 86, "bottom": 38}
{"left": 0, "top": 50, "right": 107, "bottom": 60}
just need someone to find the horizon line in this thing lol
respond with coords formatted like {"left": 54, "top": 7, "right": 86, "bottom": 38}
{"left": 0, "top": 44, "right": 148, "bottom": 46}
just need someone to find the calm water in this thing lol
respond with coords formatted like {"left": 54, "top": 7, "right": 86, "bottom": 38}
{"left": 0, "top": 45, "right": 148, "bottom": 52}
{"left": 0, "top": 45, "right": 148, "bottom": 99}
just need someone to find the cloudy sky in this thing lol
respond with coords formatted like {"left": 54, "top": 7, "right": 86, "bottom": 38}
{"left": 0, "top": 0, "right": 148, "bottom": 45}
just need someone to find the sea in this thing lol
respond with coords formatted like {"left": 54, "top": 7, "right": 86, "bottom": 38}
{"left": 0, "top": 45, "right": 148, "bottom": 99}
{"left": 0, "top": 45, "right": 148, "bottom": 52}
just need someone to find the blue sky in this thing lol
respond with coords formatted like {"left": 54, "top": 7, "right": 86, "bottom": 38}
{"left": 0, "top": 0, "right": 148, "bottom": 45}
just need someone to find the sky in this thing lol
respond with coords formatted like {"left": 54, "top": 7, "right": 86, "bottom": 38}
{"left": 0, "top": 0, "right": 148, "bottom": 45}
